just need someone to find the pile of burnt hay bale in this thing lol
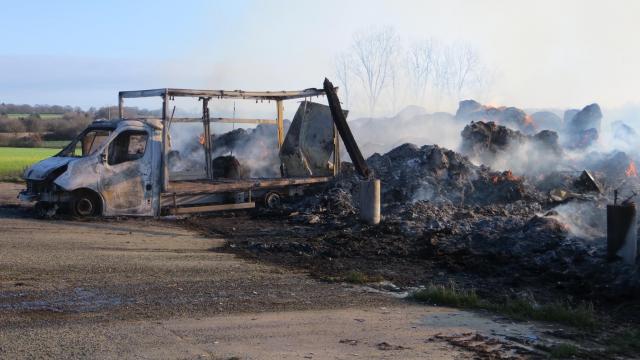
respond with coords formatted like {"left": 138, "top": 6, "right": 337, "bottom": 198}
{"left": 366, "top": 143, "right": 540, "bottom": 206}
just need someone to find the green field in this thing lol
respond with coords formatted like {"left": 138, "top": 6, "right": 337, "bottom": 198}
{"left": 0, "top": 147, "right": 59, "bottom": 181}
{"left": 6, "top": 113, "right": 64, "bottom": 120}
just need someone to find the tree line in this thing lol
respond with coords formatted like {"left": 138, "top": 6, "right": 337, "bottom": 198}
{"left": 0, "top": 103, "right": 158, "bottom": 118}
{"left": 334, "top": 26, "right": 492, "bottom": 116}
{"left": 0, "top": 103, "right": 83, "bottom": 115}
{"left": 0, "top": 105, "right": 158, "bottom": 147}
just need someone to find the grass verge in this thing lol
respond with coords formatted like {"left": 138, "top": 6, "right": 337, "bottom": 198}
{"left": 549, "top": 343, "right": 580, "bottom": 358}
{"left": 411, "top": 283, "right": 597, "bottom": 330}
{"left": 343, "top": 270, "right": 384, "bottom": 284}
{"left": 606, "top": 328, "right": 640, "bottom": 356}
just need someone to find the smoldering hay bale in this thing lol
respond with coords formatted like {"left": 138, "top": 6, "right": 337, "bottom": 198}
{"left": 461, "top": 121, "right": 562, "bottom": 156}
{"left": 563, "top": 103, "right": 602, "bottom": 149}
{"left": 455, "top": 99, "right": 536, "bottom": 134}
{"left": 566, "top": 103, "right": 602, "bottom": 133}
{"left": 209, "top": 124, "right": 285, "bottom": 178}
{"left": 211, "top": 155, "right": 246, "bottom": 179}
{"left": 460, "top": 121, "right": 562, "bottom": 174}
{"left": 365, "top": 143, "right": 540, "bottom": 206}
{"left": 531, "top": 111, "right": 563, "bottom": 132}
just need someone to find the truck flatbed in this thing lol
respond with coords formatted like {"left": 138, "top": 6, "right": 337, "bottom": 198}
{"left": 165, "top": 177, "right": 332, "bottom": 195}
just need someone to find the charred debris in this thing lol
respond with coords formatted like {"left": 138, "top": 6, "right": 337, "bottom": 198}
{"left": 188, "top": 98, "right": 640, "bottom": 307}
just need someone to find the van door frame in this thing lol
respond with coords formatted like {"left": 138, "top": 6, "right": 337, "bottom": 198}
{"left": 98, "top": 126, "right": 154, "bottom": 216}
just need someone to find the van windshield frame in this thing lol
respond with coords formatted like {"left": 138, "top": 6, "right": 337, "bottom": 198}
{"left": 57, "top": 126, "right": 115, "bottom": 158}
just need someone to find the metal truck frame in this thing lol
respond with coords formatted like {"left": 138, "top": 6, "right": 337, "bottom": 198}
{"left": 20, "top": 85, "right": 354, "bottom": 217}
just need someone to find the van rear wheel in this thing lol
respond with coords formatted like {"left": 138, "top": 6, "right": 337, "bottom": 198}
{"left": 70, "top": 191, "right": 101, "bottom": 217}
{"left": 264, "top": 192, "right": 282, "bottom": 209}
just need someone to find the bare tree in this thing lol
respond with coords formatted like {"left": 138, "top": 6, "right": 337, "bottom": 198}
{"left": 389, "top": 59, "right": 400, "bottom": 115}
{"left": 334, "top": 52, "right": 353, "bottom": 110}
{"left": 387, "top": 41, "right": 404, "bottom": 115}
{"left": 335, "top": 29, "right": 490, "bottom": 113}
{"left": 431, "top": 45, "right": 452, "bottom": 108}
{"left": 449, "top": 43, "right": 481, "bottom": 101}
{"left": 406, "top": 39, "right": 436, "bottom": 105}
{"left": 425, "top": 42, "right": 485, "bottom": 107}
{"left": 351, "top": 27, "right": 400, "bottom": 116}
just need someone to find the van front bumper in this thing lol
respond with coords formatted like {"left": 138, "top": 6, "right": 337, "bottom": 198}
{"left": 18, "top": 190, "right": 40, "bottom": 202}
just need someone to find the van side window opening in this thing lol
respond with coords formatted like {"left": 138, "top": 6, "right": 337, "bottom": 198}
{"left": 108, "top": 130, "right": 148, "bottom": 165}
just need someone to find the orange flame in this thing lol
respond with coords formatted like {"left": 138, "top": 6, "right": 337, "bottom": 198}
{"left": 625, "top": 161, "right": 638, "bottom": 177}
{"left": 491, "top": 170, "right": 520, "bottom": 184}
{"left": 504, "top": 170, "right": 520, "bottom": 181}
{"left": 523, "top": 114, "right": 534, "bottom": 126}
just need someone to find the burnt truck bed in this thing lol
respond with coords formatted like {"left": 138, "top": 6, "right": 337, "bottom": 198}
{"left": 160, "top": 176, "right": 332, "bottom": 214}
{"left": 166, "top": 176, "right": 332, "bottom": 194}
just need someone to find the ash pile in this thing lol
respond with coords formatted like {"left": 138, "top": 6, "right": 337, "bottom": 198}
{"left": 366, "top": 143, "right": 542, "bottom": 206}
{"left": 260, "top": 99, "right": 640, "bottom": 301}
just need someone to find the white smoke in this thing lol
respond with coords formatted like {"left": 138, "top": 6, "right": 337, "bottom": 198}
{"left": 349, "top": 105, "right": 466, "bottom": 158}
{"left": 168, "top": 122, "right": 282, "bottom": 179}
{"left": 546, "top": 200, "right": 606, "bottom": 240}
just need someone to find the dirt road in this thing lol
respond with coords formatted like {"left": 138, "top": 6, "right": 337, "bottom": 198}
{"left": 0, "top": 183, "right": 550, "bottom": 359}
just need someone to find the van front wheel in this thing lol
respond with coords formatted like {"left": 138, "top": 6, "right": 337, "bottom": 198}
{"left": 34, "top": 201, "right": 56, "bottom": 219}
{"left": 70, "top": 191, "right": 101, "bottom": 217}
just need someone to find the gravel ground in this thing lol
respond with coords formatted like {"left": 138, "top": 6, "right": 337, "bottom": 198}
{"left": 0, "top": 207, "right": 394, "bottom": 317}
{"left": 0, "top": 183, "right": 561, "bottom": 359}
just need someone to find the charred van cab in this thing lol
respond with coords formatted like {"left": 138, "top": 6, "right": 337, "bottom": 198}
{"left": 20, "top": 118, "right": 163, "bottom": 217}
{"left": 19, "top": 85, "right": 366, "bottom": 218}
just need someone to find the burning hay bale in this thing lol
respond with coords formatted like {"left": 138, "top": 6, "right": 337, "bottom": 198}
{"left": 466, "top": 170, "right": 536, "bottom": 205}
{"left": 365, "top": 143, "right": 540, "bottom": 206}
{"left": 564, "top": 109, "right": 579, "bottom": 124}
{"left": 612, "top": 121, "right": 639, "bottom": 148}
{"left": 460, "top": 121, "right": 562, "bottom": 175}
{"left": 455, "top": 100, "right": 605, "bottom": 152}
{"left": 460, "top": 121, "right": 526, "bottom": 155}
{"left": 599, "top": 152, "right": 638, "bottom": 180}
{"left": 455, "top": 99, "right": 535, "bottom": 134}
{"left": 565, "top": 103, "right": 602, "bottom": 134}
{"left": 460, "top": 121, "right": 562, "bottom": 156}
{"left": 211, "top": 155, "right": 246, "bottom": 179}
{"left": 366, "top": 143, "right": 476, "bottom": 204}
{"left": 563, "top": 103, "right": 602, "bottom": 149}
{"left": 578, "top": 150, "right": 640, "bottom": 188}
{"left": 210, "top": 124, "right": 283, "bottom": 178}
{"left": 530, "top": 111, "right": 563, "bottom": 132}
{"left": 168, "top": 123, "right": 286, "bottom": 178}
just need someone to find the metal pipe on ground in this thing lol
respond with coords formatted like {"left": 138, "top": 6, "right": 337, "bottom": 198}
{"left": 607, "top": 202, "right": 637, "bottom": 265}
{"left": 359, "top": 179, "right": 380, "bottom": 225}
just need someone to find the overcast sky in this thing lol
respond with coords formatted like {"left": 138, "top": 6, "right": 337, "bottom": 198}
{"left": 1, "top": 0, "right": 639, "bottom": 115}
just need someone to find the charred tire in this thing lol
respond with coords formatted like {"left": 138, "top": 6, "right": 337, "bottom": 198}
{"left": 70, "top": 190, "right": 101, "bottom": 217}
{"left": 264, "top": 192, "right": 282, "bottom": 209}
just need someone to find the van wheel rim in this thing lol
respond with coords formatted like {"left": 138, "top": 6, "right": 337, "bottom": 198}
{"left": 77, "top": 198, "right": 94, "bottom": 216}
{"left": 265, "top": 193, "right": 281, "bottom": 209}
